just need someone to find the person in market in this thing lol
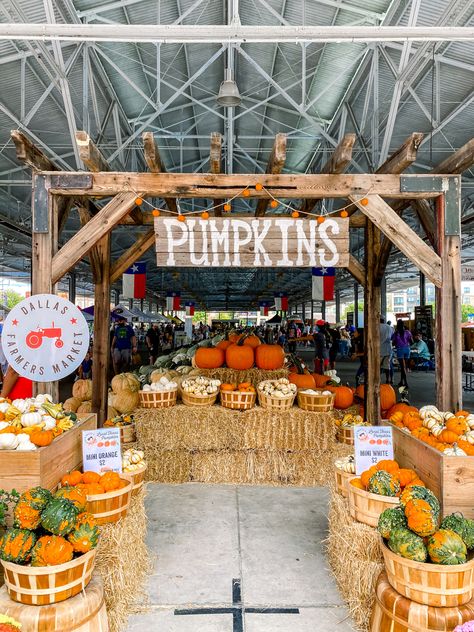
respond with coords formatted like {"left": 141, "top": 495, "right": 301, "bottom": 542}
{"left": 380, "top": 317, "right": 393, "bottom": 384}
{"left": 313, "top": 320, "right": 329, "bottom": 374}
{"left": 391, "top": 319, "right": 413, "bottom": 388}
{"left": 410, "top": 332, "right": 431, "bottom": 367}
{"left": 111, "top": 316, "right": 137, "bottom": 375}
{"left": 287, "top": 324, "right": 297, "bottom": 353}
{"left": 326, "top": 323, "right": 340, "bottom": 370}
{"left": 339, "top": 326, "right": 351, "bottom": 358}
{"left": 351, "top": 329, "right": 365, "bottom": 387}
{"left": 145, "top": 322, "right": 161, "bottom": 364}
{"left": 0, "top": 363, "right": 33, "bottom": 399}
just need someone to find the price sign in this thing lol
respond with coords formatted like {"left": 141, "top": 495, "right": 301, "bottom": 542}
{"left": 82, "top": 428, "right": 122, "bottom": 474}
{"left": 353, "top": 426, "right": 394, "bottom": 475}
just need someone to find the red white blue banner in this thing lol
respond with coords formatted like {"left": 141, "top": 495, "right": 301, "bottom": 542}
{"left": 166, "top": 291, "right": 181, "bottom": 311}
{"left": 312, "top": 267, "right": 335, "bottom": 301}
{"left": 274, "top": 292, "right": 288, "bottom": 312}
{"left": 185, "top": 302, "right": 195, "bottom": 317}
{"left": 259, "top": 301, "right": 269, "bottom": 317}
{"left": 122, "top": 261, "right": 146, "bottom": 299}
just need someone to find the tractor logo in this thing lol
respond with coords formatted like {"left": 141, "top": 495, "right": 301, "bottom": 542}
{"left": 26, "top": 323, "right": 64, "bottom": 349}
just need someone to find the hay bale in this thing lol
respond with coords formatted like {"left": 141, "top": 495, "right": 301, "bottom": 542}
{"left": 325, "top": 488, "right": 383, "bottom": 631}
{"left": 95, "top": 488, "right": 151, "bottom": 632}
{"left": 145, "top": 449, "right": 193, "bottom": 483}
{"left": 199, "top": 367, "right": 288, "bottom": 384}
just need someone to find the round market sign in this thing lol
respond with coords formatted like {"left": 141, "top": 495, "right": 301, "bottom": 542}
{"left": 1, "top": 294, "right": 90, "bottom": 382}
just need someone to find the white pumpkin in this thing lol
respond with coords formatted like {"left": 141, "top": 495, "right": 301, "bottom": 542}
{"left": 431, "top": 424, "right": 444, "bottom": 437}
{"left": 16, "top": 433, "right": 31, "bottom": 444}
{"left": 0, "top": 421, "right": 9, "bottom": 431}
{"left": 443, "top": 444, "right": 467, "bottom": 457}
{"left": 466, "top": 414, "right": 474, "bottom": 429}
{"left": 464, "top": 430, "right": 474, "bottom": 445}
{"left": 11, "top": 399, "right": 30, "bottom": 413}
{"left": 20, "top": 411, "right": 43, "bottom": 427}
{"left": 0, "top": 433, "right": 19, "bottom": 450}
{"left": 34, "top": 394, "right": 52, "bottom": 405}
{"left": 16, "top": 440, "right": 37, "bottom": 451}
{"left": 41, "top": 415, "right": 57, "bottom": 430}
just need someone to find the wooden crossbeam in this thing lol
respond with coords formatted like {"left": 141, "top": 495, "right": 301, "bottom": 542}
{"left": 210, "top": 132, "right": 223, "bottom": 217}
{"left": 351, "top": 194, "right": 442, "bottom": 287}
{"left": 110, "top": 228, "right": 155, "bottom": 284}
{"left": 376, "top": 132, "right": 424, "bottom": 174}
{"left": 301, "top": 134, "right": 355, "bottom": 215}
{"left": 347, "top": 254, "right": 366, "bottom": 286}
{"left": 76, "top": 131, "right": 110, "bottom": 172}
{"left": 51, "top": 192, "right": 138, "bottom": 284}
{"left": 376, "top": 138, "right": 474, "bottom": 279}
{"left": 77, "top": 203, "right": 102, "bottom": 280}
{"left": 256, "top": 133, "right": 287, "bottom": 217}
{"left": 142, "top": 132, "right": 178, "bottom": 214}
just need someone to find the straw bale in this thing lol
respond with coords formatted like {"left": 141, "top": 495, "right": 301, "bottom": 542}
{"left": 96, "top": 488, "right": 151, "bottom": 632}
{"left": 199, "top": 367, "right": 288, "bottom": 384}
{"left": 145, "top": 449, "right": 193, "bottom": 483}
{"left": 325, "top": 488, "right": 383, "bottom": 631}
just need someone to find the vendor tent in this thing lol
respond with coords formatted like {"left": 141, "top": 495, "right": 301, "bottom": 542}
{"left": 265, "top": 314, "right": 282, "bottom": 324}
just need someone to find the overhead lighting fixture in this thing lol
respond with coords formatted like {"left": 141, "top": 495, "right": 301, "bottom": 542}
{"left": 216, "top": 68, "right": 241, "bottom": 107}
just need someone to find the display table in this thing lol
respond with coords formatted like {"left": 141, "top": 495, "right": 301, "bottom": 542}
{"left": 134, "top": 405, "right": 350, "bottom": 486}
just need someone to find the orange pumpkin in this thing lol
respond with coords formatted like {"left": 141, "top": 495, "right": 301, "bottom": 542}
{"left": 84, "top": 483, "right": 105, "bottom": 495}
{"left": 312, "top": 374, "right": 332, "bottom": 387}
{"left": 403, "top": 412, "right": 423, "bottom": 431}
{"left": 82, "top": 471, "right": 101, "bottom": 485}
{"left": 456, "top": 439, "right": 474, "bottom": 456}
{"left": 355, "top": 384, "right": 364, "bottom": 400}
{"left": 380, "top": 384, "right": 396, "bottom": 411}
{"left": 397, "top": 468, "right": 418, "bottom": 487}
{"left": 216, "top": 340, "right": 232, "bottom": 351}
{"left": 387, "top": 403, "right": 417, "bottom": 417}
{"left": 61, "top": 470, "right": 82, "bottom": 487}
{"left": 226, "top": 343, "right": 254, "bottom": 370}
{"left": 194, "top": 347, "right": 225, "bottom": 369}
{"left": 228, "top": 333, "right": 241, "bottom": 344}
{"left": 30, "top": 429, "right": 54, "bottom": 447}
{"left": 332, "top": 386, "right": 354, "bottom": 410}
{"left": 255, "top": 344, "right": 285, "bottom": 370}
{"left": 376, "top": 459, "right": 399, "bottom": 474}
{"left": 406, "top": 478, "right": 426, "bottom": 488}
{"left": 350, "top": 478, "right": 365, "bottom": 490}
{"left": 455, "top": 410, "right": 470, "bottom": 418}
{"left": 99, "top": 471, "right": 121, "bottom": 492}
{"left": 389, "top": 411, "right": 404, "bottom": 424}
{"left": 445, "top": 417, "right": 468, "bottom": 436}
{"left": 289, "top": 373, "right": 316, "bottom": 389}
{"left": 242, "top": 334, "right": 261, "bottom": 349}
{"left": 360, "top": 465, "right": 378, "bottom": 488}
{"left": 439, "top": 429, "right": 459, "bottom": 444}
{"left": 220, "top": 383, "right": 237, "bottom": 392}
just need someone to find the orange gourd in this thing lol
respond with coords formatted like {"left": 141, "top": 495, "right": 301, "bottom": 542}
{"left": 397, "top": 468, "right": 418, "bottom": 487}
{"left": 380, "top": 384, "right": 396, "bottom": 411}
{"left": 84, "top": 483, "right": 105, "bottom": 495}
{"left": 456, "top": 439, "right": 474, "bottom": 456}
{"left": 455, "top": 410, "right": 470, "bottom": 417}
{"left": 403, "top": 412, "right": 422, "bottom": 430}
{"left": 355, "top": 384, "right": 364, "bottom": 400}
{"left": 360, "top": 465, "right": 378, "bottom": 489}
{"left": 255, "top": 344, "right": 285, "bottom": 370}
{"left": 389, "top": 411, "right": 404, "bottom": 424}
{"left": 220, "top": 383, "right": 237, "bottom": 392}
{"left": 289, "top": 373, "right": 316, "bottom": 389}
{"left": 30, "top": 429, "right": 54, "bottom": 447}
{"left": 376, "top": 459, "right": 399, "bottom": 474}
{"left": 445, "top": 417, "right": 468, "bottom": 436}
{"left": 61, "top": 470, "right": 82, "bottom": 487}
{"left": 312, "top": 374, "right": 332, "bottom": 387}
{"left": 99, "top": 471, "right": 121, "bottom": 492}
{"left": 225, "top": 343, "right": 254, "bottom": 370}
{"left": 194, "top": 347, "right": 225, "bottom": 369}
{"left": 439, "top": 429, "right": 459, "bottom": 444}
{"left": 82, "top": 471, "right": 101, "bottom": 485}
{"left": 350, "top": 478, "right": 364, "bottom": 489}
{"left": 332, "top": 386, "right": 354, "bottom": 410}
{"left": 387, "top": 403, "right": 418, "bottom": 417}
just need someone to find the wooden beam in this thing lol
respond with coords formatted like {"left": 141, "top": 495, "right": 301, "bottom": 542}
{"left": 142, "top": 132, "right": 178, "bottom": 214}
{"left": 47, "top": 172, "right": 441, "bottom": 199}
{"left": 51, "top": 192, "right": 138, "bottom": 283}
{"left": 375, "top": 132, "right": 424, "bottom": 175}
{"left": 210, "top": 132, "right": 223, "bottom": 217}
{"left": 110, "top": 228, "right": 155, "bottom": 283}
{"left": 349, "top": 215, "right": 366, "bottom": 228}
{"left": 411, "top": 199, "right": 436, "bottom": 246}
{"left": 347, "top": 255, "right": 366, "bottom": 286}
{"left": 11, "top": 129, "right": 56, "bottom": 171}
{"left": 77, "top": 203, "right": 102, "bottom": 279}
{"left": 301, "top": 133, "right": 355, "bottom": 214}
{"left": 76, "top": 130, "right": 110, "bottom": 172}
{"left": 435, "top": 195, "right": 462, "bottom": 411}
{"left": 364, "top": 220, "right": 381, "bottom": 424}
{"left": 256, "top": 133, "right": 287, "bottom": 216}
{"left": 351, "top": 194, "right": 442, "bottom": 287}
{"left": 91, "top": 233, "right": 111, "bottom": 425}
{"left": 376, "top": 138, "right": 474, "bottom": 278}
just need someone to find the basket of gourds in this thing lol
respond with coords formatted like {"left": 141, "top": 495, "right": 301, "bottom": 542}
{"left": 220, "top": 383, "right": 256, "bottom": 410}
{"left": 335, "top": 413, "right": 371, "bottom": 445}
{"left": 181, "top": 377, "right": 221, "bottom": 406}
{"left": 257, "top": 378, "right": 297, "bottom": 411}
{"left": 103, "top": 413, "right": 136, "bottom": 443}
{"left": 377, "top": 486, "right": 474, "bottom": 607}
{"left": 122, "top": 448, "right": 147, "bottom": 496}
{"left": 297, "top": 388, "right": 335, "bottom": 412}
{"left": 61, "top": 470, "right": 132, "bottom": 525}
{"left": 139, "top": 376, "right": 178, "bottom": 409}
{"left": 334, "top": 455, "right": 355, "bottom": 497}
{"left": 0, "top": 485, "right": 100, "bottom": 605}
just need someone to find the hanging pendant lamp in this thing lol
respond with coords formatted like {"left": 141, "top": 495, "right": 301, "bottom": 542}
{"left": 217, "top": 68, "right": 241, "bottom": 107}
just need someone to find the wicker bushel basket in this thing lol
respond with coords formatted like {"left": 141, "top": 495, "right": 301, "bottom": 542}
{"left": 336, "top": 426, "right": 354, "bottom": 445}
{"left": 86, "top": 478, "right": 132, "bottom": 525}
{"left": 220, "top": 390, "right": 256, "bottom": 410}
{"left": 139, "top": 389, "right": 177, "bottom": 409}
{"left": 119, "top": 423, "right": 136, "bottom": 444}
{"left": 181, "top": 391, "right": 218, "bottom": 407}
{"left": 1, "top": 548, "right": 96, "bottom": 606}
{"left": 258, "top": 390, "right": 295, "bottom": 411}
{"left": 381, "top": 541, "right": 474, "bottom": 608}
{"left": 122, "top": 463, "right": 147, "bottom": 496}
{"left": 297, "top": 389, "right": 335, "bottom": 412}
{"left": 347, "top": 481, "right": 399, "bottom": 527}
{"left": 334, "top": 465, "right": 355, "bottom": 498}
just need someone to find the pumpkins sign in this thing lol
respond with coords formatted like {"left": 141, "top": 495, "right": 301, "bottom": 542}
{"left": 82, "top": 427, "right": 122, "bottom": 474}
{"left": 155, "top": 217, "right": 349, "bottom": 267}
{"left": 1, "top": 294, "right": 89, "bottom": 382}
{"left": 354, "top": 426, "right": 394, "bottom": 476}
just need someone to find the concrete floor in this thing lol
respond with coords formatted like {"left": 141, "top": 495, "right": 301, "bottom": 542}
{"left": 126, "top": 484, "right": 355, "bottom": 632}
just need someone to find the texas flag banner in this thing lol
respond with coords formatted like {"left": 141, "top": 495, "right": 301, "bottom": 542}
{"left": 259, "top": 301, "right": 269, "bottom": 317}
{"left": 312, "top": 267, "right": 335, "bottom": 301}
{"left": 122, "top": 261, "right": 146, "bottom": 299}
{"left": 274, "top": 292, "right": 288, "bottom": 312}
{"left": 166, "top": 291, "right": 181, "bottom": 311}
{"left": 185, "top": 302, "right": 195, "bottom": 317}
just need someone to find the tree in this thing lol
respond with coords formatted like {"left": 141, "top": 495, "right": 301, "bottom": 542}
{"left": 461, "top": 304, "right": 474, "bottom": 323}
{"left": 192, "top": 310, "right": 207, "bottom": 324}
{"left": 342, "top": 302, "right": 364, "bottom": 321}
{"left": 5, "top": 290, "right": 23, "bottom": 309}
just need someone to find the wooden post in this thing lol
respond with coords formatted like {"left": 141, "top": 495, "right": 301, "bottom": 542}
{"left": 31, "top": 176, "right": 59, "bottom": 400}
{"left": 353, "top": 283, "right": 359, "bottom": 328}
{"left": 335, "top": 290, "right": 341, "bottom": 323}
{"left": 364, "top": 220, "right": 381, "bottom": 424}
{"left": 419, "top": 272, "right": 426, "bottom": 306}
{"left": 435, "top": 184, "right": 462, "bottom": 410}
{"left": 91, "top": 234, "right": 111, "bottom": 425}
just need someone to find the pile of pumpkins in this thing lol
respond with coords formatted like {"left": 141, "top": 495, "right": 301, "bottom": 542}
{"left": 389, "top": 404, "right": 474, "bottom": 456}
{"left": 65, "top": 373, "right": 142, "bottom": 417}
{"left": 194, "top": 333, "right": 285, "bottom": 371}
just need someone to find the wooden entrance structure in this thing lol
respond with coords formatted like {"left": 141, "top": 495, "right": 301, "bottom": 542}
{"left": 12, "top": 129, "right": 474, "bottom": 423}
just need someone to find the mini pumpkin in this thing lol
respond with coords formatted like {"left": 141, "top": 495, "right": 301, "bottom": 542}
{"left": 67, "top": 512, "right": 99, "bottom": 553}
{"left": 41, "top": 497, "right": 79, "bottom": 536}
{"left": 0, "top": 528, "right": 37, "bottom": 564}
{"left": 29, "top": 429, "right": 54, "bottom": 447}
{"left": 82, "top": 471, "right": 101, "bottom": 485}
{"left": 54, "top": 486, "right": 87, "bottom": 511}
{"left": 31, "top": 535, "right": 74, "bottom": 566}
{"left": 99, "top": 471, "right": 121, "bottom": 492}
{"left": 427, "top": 529, "right": 467, "bottom": 565}
{"left": 404, "top": 499, "right": 438, "bottom": 537}
{"left": 367, "top": 471, "right": 400, "bottom": 497}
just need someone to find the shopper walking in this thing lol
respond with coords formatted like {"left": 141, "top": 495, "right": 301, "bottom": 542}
{"left": 111, "top": 316, "right": 137, "bottom": 375}
{"left": 146, "top": 322, "right": 161, "bottom": 364}
{"left": 313, "top": 321, "right": 329, "bottom": 374}
{"left": 380, "top": 318, "right": 393, "bottom": 384}
{"left": 392, "top": 319, "right": 413, "bottom": 387}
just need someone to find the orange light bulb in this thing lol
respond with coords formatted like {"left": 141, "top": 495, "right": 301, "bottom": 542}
{"left": 152, "top": 208, "right": 160, "bottom": 217}
{"left": 340, "top": 210, "right": 348, "bottom": 218}
{"left": 201, "top": 211, "right": 209, "bottom": 220}
{"left": 135, "top": 197, "right": 143, "bottom": 206}
{"left": 361, "top": 198, "right": 369, "bottom": 206}
{"left": 270, "top": 199, "right": 278, "bottom": 208}
{"left": 317, "top": 216, "right": 325, "bottom": 224}
{"left": 291, "top": 210, "right": 300, "bottom": 218}
{"left": 223, "top": 203, "right": 231, "bottom": 212}
{"left": 243, "top": 189, "right": 250, "bottom": 197}
{"left": 255, "top": 183, "right": 263, "bottom": 191}
{"left": 178, "top": 214, "right": 186, "bottom": 222}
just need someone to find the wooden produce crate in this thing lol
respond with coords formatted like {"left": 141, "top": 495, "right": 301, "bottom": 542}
{"left": 387, "top": 422, "right": 474, "bottom": 519}
{"left": 0, "top": 414, "right": 97, "bottom": 493}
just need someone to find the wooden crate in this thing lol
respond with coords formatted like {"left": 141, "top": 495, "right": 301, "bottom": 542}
{"left": 387, "top": 422, "right": 474, "bottom": 519}
{"left": 0, "top": 414, "right": 97, "bottom": 493}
